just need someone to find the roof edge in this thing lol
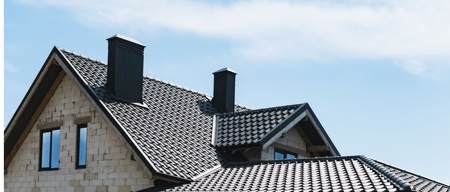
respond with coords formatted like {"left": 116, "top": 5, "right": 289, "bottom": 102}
{"left": 227, "top": 155, "right": 363, "bottom": 166}
{"left": 192, "top": 165, "right": 222, "bottom": 181}
{"left": 359, "top": 156, "right": 414, "bottom": 191}
{"left": 4, "top": 47, "right": 59, "bottom": 137}
{"left": 369, "top": 157, "right": 450, "bottom": 188}
{"left": 259, "top": 104, "right": 306, "bottom": 147}
{"left": 303, "top": 103, "right": 340, "bottom": 156}
{"left": 217, "top": 103, "right": 303, "bottom": 117}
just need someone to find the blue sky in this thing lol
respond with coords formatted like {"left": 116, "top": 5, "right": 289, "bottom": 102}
{"left": 5, "top": 0, "right": 450, "bottom": 184}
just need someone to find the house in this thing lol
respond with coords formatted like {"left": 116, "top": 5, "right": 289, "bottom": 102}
{"left": 4, "top": 34, "right": 449, "bottom": 192}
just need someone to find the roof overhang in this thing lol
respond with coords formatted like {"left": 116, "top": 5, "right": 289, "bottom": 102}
{"left": 259, "top": 103, "right": 340, "bottom": 157}
{"left": 4, "top": 48, "right": 65, "bottom": 169}
{"left": 5, "top": 49, "right": 59, "bottom": 139}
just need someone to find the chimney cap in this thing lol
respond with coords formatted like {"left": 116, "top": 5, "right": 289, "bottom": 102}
{"left": 107, "top": 34, "right": 145, "bottom": 47}
{"left": 213, "top": 67, "right": 237, "bottom": 74}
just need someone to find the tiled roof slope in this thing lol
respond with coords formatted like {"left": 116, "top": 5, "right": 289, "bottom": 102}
{"left": 215, "top": 104, "right": 303, "bottom": 147}
{"left": 60, "top": 49, "right": 252, "bottom": 180}
{"left": 146, "top": 156, "right": 450, "bottom": 192}
{"left": 370, "top": 158, "right": 450, "bottom": 192}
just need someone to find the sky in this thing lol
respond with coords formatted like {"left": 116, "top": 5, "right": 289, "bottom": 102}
{"left": 5, "top": 0, "right": 450, "bottom": 184}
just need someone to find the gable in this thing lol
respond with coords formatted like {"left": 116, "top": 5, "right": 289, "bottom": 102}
{"left": 5, "top": 74, "right": 153, "bottom": 191}
{"left": 4, "top": 57, "right": 64, "bottom": 166}
{"left": 271, "top": 128, "right": 309, "bottom": 156}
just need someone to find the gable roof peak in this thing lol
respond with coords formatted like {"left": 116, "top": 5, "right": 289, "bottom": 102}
{"left": 59, "top": 48, "right": 106, "bottom": 65}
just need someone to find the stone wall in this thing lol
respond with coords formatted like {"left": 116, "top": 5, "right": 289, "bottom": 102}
{"left": 266, "top": 127, "right": 310, "bottom": 160}
{"left": 5, "top": 75, "right": 153, "bottom": 192}
{"left": 273, "top": 127, "right": 307, "bottom": 153}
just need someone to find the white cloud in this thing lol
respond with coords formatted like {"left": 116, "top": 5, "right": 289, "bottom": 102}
{"left": 5, "top": 62, "right": 19, "bottom": 72}
{"left": 401, "top": 59, "right": 427, "bottom": 75}
{"left": 17, "top": 0, "right": 450, "bottom": 72}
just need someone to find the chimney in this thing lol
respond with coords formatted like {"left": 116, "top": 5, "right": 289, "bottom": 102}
{"left": 212, "top": 68, "right": 236, "bottom": 113}
{"left": 106, "top": 34, "right": 146, "bottom": 104}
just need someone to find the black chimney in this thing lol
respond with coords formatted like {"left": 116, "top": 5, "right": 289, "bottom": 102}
{"left": 212, "top": 68, "right": 236, "bottom": 113}
{"left": 106, "top": 34, "right": 145, "bottom": 104}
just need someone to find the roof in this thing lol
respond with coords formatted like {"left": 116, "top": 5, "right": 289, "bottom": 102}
{"left": 215, "top": 104, "right": 302, "bottom": 147}
{"left": 3, "top": 44, "right": 448, "bottom": 191}
{"left": 371, "top": 158, "right": 450, "bottom": 192}
{"left": 145, "top": 155, "right": 450, "bottom": 192}
{"left": 4, "top": 46, "right": 339, "bottom": 181}
{"left": 60, "top": 49, "right": 252, "bottom": 180}
{"left": 57, "top": 48, "right": 340, "bottom": 180}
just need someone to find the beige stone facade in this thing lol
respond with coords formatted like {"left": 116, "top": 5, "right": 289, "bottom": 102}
{"left": 5, "top": 75, "right": 153, "bottom": 192}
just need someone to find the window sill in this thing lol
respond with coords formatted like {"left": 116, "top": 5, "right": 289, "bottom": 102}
{"left": 76, "top": 165, "right": 86, "bottom": 169}
{"left": 39, "top": 168, "right": 59, "bottom": 171}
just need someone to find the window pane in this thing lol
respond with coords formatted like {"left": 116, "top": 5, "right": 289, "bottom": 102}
{"left": 275, "top": 152, "right": 284, "bottom": 160}
{"left": 286, "top": 153, "right": 296, "bottom": 160}
{"left": 51, "top": 130, "right": 60, "bottom": 168}
{"left": 79, "top": 127, "right": 87, "bottom": 166}
{"left": 41, "top": 132, "right": 51, "bottom": 168}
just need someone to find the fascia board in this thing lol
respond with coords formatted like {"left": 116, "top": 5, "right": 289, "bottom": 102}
{"left": 303, "top": 103, "right": 340, "bottom": 156}
{"left": 258, "top": 103, "right": 340, "bottom": 157}
{"left": 4, "top": 48, "right": 58, "bottom": 139}
{"left": 261, "top": 110, "right": 308, "bottom": 150}
{"left": 259, "top": 104, "right": 307, "bottom": 147}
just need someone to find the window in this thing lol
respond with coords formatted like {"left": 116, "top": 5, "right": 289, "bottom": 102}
{"left": 40, "top": 128, "right": 60, "bottom": 170}
{"left": 274, "top": 148, "right": 296, "bottom": 160}
{"left": 76, "top": 124, "right": 87, "bottom": 169}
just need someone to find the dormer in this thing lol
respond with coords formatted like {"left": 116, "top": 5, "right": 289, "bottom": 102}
{"left": 212, "top": 103, "right": 339, "bottom": 161}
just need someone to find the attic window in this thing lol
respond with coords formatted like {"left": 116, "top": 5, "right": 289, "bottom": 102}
{"left": 274, "top": 148, "right": 296, "bottom": 160}
{"left": 76, "top": 124, "right": 87, "bottom": 169}
{"left": 39, "top": 128, "right": 60, "bottom": 171}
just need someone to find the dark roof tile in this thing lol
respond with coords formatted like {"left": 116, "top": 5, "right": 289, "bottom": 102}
{"left": 215, "top": 104, "right": 303, "bottom": 147}
{"left": 61, "top": 49, "right": 252, "bottom": 180}
{"left": 147, "top": 156, "right": 449, "bottom": 192}
{"left": 370, "top": 158, "right": 450, "bottom": 192}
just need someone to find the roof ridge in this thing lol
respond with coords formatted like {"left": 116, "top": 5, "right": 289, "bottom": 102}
{"left": 59, "top": 48, "right": 107, "bottom": 65}
{"left": 143, "top": 75, "right": 214, "bottom": 99}
{"left": 359, "top": 156, "right": 414, "bottom": 191}
{"left": 235, "top": 103, "right": 253, "bottom": 110}
{"left": 226, "top": 155, "right": 362, "bottom": 166}
{"left": 217, "top": 103, "right": 304, "bottom": 116}
{"left": 368, "top": 157, "right": 450, "bottom": 188}
{"left": 58, "top": 48, "right": 253, "bottom": 109}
